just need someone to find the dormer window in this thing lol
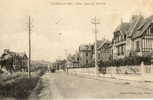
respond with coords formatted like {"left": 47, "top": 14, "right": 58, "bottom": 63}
{"left": 124, "top": 35, "right": 126, "bottom": 40}
{"left": 119, "top": 36, "right": 121, "bottom": 41}
{"left": 120, "top": 36, "right": 122, "bottom": 41}
{"left": 150, "top": 24, "right": 153, "bottom": 34}
{"left": 136, "top": 41, "right": 140, "bottom": 52}
{"left": 86, "top": 52, "right": 88, "bottom": 56}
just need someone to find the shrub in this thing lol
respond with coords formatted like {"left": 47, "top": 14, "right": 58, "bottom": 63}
{"left": 0, "top": 66, "right": 47, "bottom": 99}
{"left": 98, "top": 55, "right": 152, "bottom": 68}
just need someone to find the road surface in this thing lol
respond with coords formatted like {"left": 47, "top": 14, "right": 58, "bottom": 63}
{"left": 31, "top": 72, "right": 153, "bottom": 100}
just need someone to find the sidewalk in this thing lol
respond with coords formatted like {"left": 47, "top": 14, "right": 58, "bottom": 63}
{"left": 68, "top": 71, "right": 153, "bottom": 82}
{"left": 100, "top": 73, "right": 153, "bottom": 82}
{"left": 68, "top": 71, "right": 153, "bottom": 92}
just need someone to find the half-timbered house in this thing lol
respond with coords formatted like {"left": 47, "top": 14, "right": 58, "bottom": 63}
{"left": 97, "top": 40, "right": 112, "bottom": 62}
{"left": 113, "top": 15, "right": 153, "bottom": 59}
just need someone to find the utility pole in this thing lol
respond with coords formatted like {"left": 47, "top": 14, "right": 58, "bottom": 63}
{"left": 28, "top": 16, "right": 32, "bottom": 79}
{"left": 91, "top": 17, "right": 100, "bottom": 75}
{"left": 64, "top": 49, "right": 68, "bottom": 72}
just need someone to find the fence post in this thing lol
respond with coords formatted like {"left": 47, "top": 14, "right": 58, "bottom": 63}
{"left": 111, "top": 66, "right": 113, "bottom": 78}
{"left": 141, "top": 61, "right": 145, "bottom": 75}
{"left": 150, "top": 63, "right": 152, "bottom": 73}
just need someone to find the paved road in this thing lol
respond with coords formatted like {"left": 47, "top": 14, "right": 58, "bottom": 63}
{"left": 35, "top": 72, "right": 153, "bottom": 100}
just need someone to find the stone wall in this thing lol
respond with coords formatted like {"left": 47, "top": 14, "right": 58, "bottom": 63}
{"left": 68, "top": 65, "right": 153, "bottom": 75}
{"left": 68, "top": 67, "right": 96, "bottom": 74}
{"left": 106, "top": 66, "right": 142, "bottom": 74}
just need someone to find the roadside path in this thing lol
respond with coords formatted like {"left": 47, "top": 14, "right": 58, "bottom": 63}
{"left": 30, "top": 72, "right": 153, "bottom": 100}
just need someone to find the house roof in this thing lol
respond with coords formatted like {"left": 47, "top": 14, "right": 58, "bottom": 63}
{"left": 97, "top": 40, "right": 104, "bottom": 47}
{"left": 91, "top": 39, "right": 106, "bottom": 50}
{"left": 16, "top": 52, "right": 28, "bottom": 58}
{"left": 0, "top": 50, "right": 28, "bottom": 61}
{"left": 113, "top": 15, "right": 153, "bottom": 39}
{"left": 97, "top": 40, "right": 112, "bottom": 50}
{"left": 132, "top": 15, "right": 153, "bottom": 39}
{"left": 127, "top": 15, "right": 144, "bottom": 38}
{"left": 1, "top": 54, "right": 12, "bottom": 60}
{"left": 114, "top": 22, "right": 130, "bottom": 36}
{"left": 67, "top": 54, "right": 79, "bottom": 63}
{"left": 79, "top": 44, "right": 92, "bottom": 51}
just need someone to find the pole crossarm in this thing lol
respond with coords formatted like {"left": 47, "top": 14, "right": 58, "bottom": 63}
{"left": 91, "top": 17, "right": 100, "bottom": 24}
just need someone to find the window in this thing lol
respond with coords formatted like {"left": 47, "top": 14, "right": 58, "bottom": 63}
{"left": 124, "top": 35, "right": 126, "bottom": 40}
{"left": 117, "top": 37, "right": 119, "bottom": 42}
{"left": 86, "top": 52, "right": 88, "bottom": 56}
{"left": 121, "top": 36, "right": 123, "bottom": 41}
{"left": 150, "top": 25, "right": 153, "bottom": 33}
{"left": 136, "top": 41, "right": 140, "bottom": 52}
{"left": 118, "top": 36, "right": 121, "bottom": 42}
{"left": 117, "top": 47, "right": 120, "bottom": 55}
{"left": 121, "top": 46, "right": 124, "bottom": 55}
{"left": 81, "top": 53, "right": 83, "bottom": 57}
{"left": 86, "top": 60, "right": 88, "bottom": 64}
{"left": 98, "top": 53, "right": 100, "bottom": 59}
{"left": 77, "top": 57, "right": 79, "bottom": 61}
{"left": 115, "top": 38, "right": 117, "bottom": 43}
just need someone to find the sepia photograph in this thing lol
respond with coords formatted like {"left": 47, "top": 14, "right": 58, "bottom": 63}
{"left": 0, "top": 0, "right": 153, "bottom": 99}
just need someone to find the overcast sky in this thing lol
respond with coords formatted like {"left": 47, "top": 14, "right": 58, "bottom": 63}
{"left": 0, "top": 0, "right": 153, "bottom": 62}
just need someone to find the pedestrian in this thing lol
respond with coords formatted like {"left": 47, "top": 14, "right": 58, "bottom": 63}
{"left": 48, "top": 64, "right": 50, "bottom": 72}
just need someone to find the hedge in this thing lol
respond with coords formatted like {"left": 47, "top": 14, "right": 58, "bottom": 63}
{"left": 98, "top": 55, "right": 152, "bottom": 67}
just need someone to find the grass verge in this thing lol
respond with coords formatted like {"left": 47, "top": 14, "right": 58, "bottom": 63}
{"left": 0, "top": 67, "right": 47, "bottom": 100}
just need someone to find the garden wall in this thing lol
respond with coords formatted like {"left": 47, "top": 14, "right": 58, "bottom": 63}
{"left": 68, "top": 64, "right": 153, "bottom": 75}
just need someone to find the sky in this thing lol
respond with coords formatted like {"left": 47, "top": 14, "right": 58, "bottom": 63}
{"left": 0, "top": 0, "right": 153, "bottom": 62}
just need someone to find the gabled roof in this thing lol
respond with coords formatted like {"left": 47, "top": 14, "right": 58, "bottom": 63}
{"left": 16, "top": 52, "right": 28, "bottom": 58}
{"left": 132, "top": 15, "right": 153, "bottom": 39}
{"left": 79, "top": 44, "right": 92, "bottom": 51}
{"left": 97, "top": 40, "right": 104, "bottom": 47}
{"left": 67, "top": 54, "right": 79, "bottom": 63}
{"left": 113, "top": 15, "right": 153, "bottom": 39}
{"left": 128, "top": 15, "right": 144, "bottom": 38}
{"left": 0, "top": 50, "right": 28, "bottom": 60}
{"left": 93, "top": 39, "right": 106, "bottom": 49}
{"left": 97, "top": 40, "right": 112, "bottom": 50}
{"left": 1, "top": 54, "right": 12, "bottom": 60}
{"left": 114, "top": 22, "right": 130, "bottom": 36}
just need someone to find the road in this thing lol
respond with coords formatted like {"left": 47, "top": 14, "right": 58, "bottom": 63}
{"left": 31, "top": 72, "right": 153, "bottom": 100}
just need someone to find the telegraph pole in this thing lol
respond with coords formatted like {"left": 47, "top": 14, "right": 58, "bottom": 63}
{"left": 28, "top": 16, "right": 31, "bottom": 79}
{"left": 91, "top": 17, "right": 100, "bottom": 75}
{"left": 64, "top": 49, "right": 68, "bottom": 72}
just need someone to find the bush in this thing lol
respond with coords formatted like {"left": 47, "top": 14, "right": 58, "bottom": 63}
{"left": 0, "top": 66, "right": 47, "bottom": 100}
{"left": 98, "top": 55, "right": 152, "bottom": 67}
